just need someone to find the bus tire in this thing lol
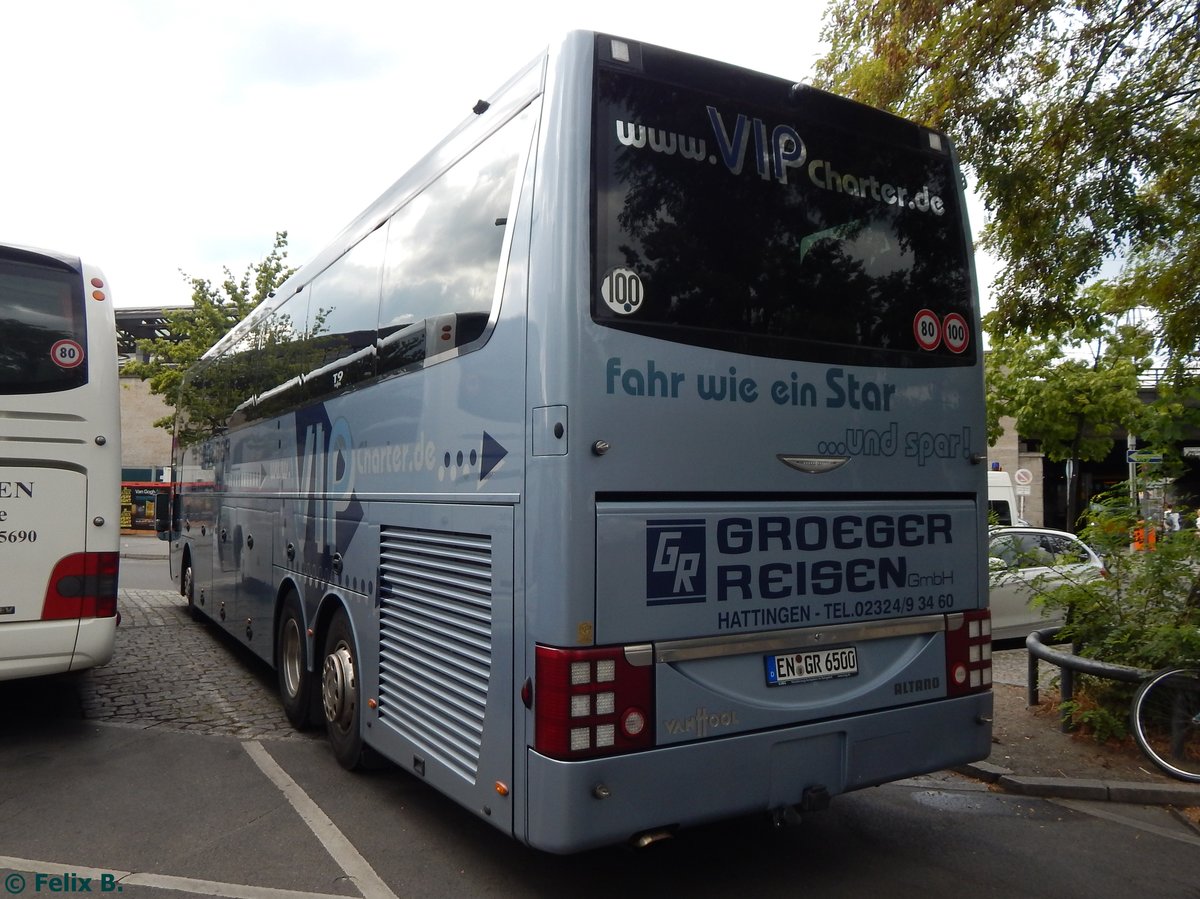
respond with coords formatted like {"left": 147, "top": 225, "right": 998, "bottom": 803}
{"left": 276, "top": 591, "right": 316, "bottom": 730}
{"left": 181, "top": 558, "right": 200, "bottom": 621}
{"left": 321, "top": 607, "right": 365, "bottom": 769}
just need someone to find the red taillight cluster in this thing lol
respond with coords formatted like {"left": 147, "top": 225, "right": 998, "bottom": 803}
{"left": 42, "top": 552, "right": 119, "bottom": 620}
{"left": 945, "top": 609, "right": 992, "bottom": 696}
{"left": 534, "top": 644, "right": 654, "bottom": 759}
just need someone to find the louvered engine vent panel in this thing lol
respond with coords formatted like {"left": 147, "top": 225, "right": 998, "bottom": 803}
{"left": 378, "top": 526, "right": 493, "bottom": 783}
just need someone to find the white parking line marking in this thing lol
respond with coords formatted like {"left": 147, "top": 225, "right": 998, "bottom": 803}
{"left": 125, "top": 872, "right": 345, "bottom": 898}
{"left": 0, "top": 856, "right": 341, "bottom": 899}
{"left": 1052, "top": 800, "right": 1200, "bottom": 847}
{"left": 242, "top": 741, "right": 399, "bottom": 899}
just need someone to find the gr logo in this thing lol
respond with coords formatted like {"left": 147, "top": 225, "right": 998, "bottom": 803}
{"left": 646, "top": 519, "right": 707, "bottom": 605}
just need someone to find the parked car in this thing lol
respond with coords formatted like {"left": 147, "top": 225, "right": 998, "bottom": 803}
{"left": 988, "top": 526, "right": 1107, "bottom": 646}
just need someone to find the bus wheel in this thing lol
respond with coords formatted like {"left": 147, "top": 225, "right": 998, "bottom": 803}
{"left": 276, "top": 591, "right": 316, "bottom": 730}
{"left": 321, "top": 608, "right": 364, "bottom": 769}
{"left": 181, "top": 560, "right": 199, "bottom": 621}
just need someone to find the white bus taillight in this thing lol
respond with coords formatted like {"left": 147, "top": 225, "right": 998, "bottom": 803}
{"left": 534, "top": 644, "right": 654, "bottom": 759}
{"left": 945, "top": 610, "right": 992, "bottom": 696}
{"left": 41, "top": 552, "right": 120, "bottom": 620}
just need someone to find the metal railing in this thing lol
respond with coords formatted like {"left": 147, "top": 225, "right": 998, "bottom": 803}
{"left": 1025, "top": 627, "right": 1152, "bottom": 731}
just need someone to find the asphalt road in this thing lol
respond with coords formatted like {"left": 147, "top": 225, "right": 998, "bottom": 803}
{"left": 2, "top": 572, "right": 1199, "bottom": 897}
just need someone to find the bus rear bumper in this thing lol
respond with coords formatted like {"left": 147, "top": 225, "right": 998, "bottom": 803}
{"left": 71, "top": 617, "right": 118, "bottom": 670}
{"left": 0, "top": 617, "right": 116, "bottom": 682}
{"left": 524, "top": 692, "right": 992, "bottom": 853}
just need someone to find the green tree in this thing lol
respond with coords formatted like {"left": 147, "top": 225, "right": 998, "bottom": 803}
{"left": 123, "top": 232, "right": 295, "bottom": 432}
{"left": 985, "top": 284, "right": 1154, "bottom": 523}
{"left": 814, "top": 0, "right": 1200, "bottom": 361}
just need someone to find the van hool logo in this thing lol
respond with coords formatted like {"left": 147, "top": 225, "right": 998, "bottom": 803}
{"left": 646, "top": 519, "right": 706, "bottom": 605}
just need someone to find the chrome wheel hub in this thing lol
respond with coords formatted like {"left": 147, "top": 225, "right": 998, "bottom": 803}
{"left": 322, "top": 642, "right": 356, "bottom": 730}
{"left": 281, "top": 619, "right": 303, "bottom": 698}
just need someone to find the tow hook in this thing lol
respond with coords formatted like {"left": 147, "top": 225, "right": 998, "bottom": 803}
{"left": 800, "top": 784, "right": 831, "bottom": 812}
{"left": 771, "top": 805, "right": 803, "bottom": 829}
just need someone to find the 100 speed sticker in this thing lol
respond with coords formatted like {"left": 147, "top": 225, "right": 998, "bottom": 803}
{"left": 912, "top": 310, "right": 970, "bottom": 353}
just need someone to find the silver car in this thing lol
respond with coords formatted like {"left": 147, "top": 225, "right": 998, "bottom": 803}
{"left": 988, "top": 526, "right": 1107, "bottom": 646}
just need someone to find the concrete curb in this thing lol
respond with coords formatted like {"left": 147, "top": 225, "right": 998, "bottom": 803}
{"left": 957, "top": 761, "right": 1200, "bottom": 807}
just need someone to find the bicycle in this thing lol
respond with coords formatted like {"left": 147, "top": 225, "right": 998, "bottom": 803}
{"left": 1130, "top": 667, "right": 1200, "bottom": 782}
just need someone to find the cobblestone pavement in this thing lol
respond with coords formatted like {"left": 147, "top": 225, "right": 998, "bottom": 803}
{"left": 79, "top": 588, "right": 317, "bottom": 741}
{"left": 93, "top": 588, "right": 1046, "bottom": 742}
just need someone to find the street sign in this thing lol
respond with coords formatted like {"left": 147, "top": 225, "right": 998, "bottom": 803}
{"left": 1127, "top": 449, "right": 1163, "bottom": 464}
{"left": 1013, "top": 468, "right": 1033, "bottom": 486}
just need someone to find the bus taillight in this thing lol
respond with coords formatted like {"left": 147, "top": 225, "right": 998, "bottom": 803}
{"left": 945, "top": 610, "right": 992, "bottom": 696}
{"left": 534, "top": 644, "right": 654, "bottom": 759}
{"left": 41, "top": 552, "right": 120, "bottom": 620}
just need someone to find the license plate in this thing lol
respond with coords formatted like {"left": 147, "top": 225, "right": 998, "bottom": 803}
{"left": 765, "top": 646, "right": 858, "bottom": 686}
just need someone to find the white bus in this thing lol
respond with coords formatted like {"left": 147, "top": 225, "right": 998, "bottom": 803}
{"left": 165, "top": 32, "right": 992, "bottom": 852}
{"left": 0, "top": 243, "right": 121, "bottom": 680}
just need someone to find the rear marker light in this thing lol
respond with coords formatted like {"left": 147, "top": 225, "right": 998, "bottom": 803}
{"left": 42, "top": 552, "right": 120, "bottom": 620}
{"left": 945, "top": 609, "right": 992, "bottom": 697}
{"left": 535, "top": 643, "right": 654, "bottom": 760}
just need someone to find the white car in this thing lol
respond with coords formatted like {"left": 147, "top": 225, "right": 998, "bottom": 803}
{"left": 988, "top": 527, "right": 1107, "bottom": 646}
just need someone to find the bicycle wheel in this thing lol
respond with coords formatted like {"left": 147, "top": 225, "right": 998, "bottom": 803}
{"left": 1131, "top": 667, "right": 1200, "bottom": 782}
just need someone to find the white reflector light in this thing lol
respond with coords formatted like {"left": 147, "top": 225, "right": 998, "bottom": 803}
{"left": 570, "top": 727, "right": 591, "bottom": 751}
{"left": 595, "top": 724, "right": 616, "bottom": 747}
{"left": 596, "top": 659, "right": 616, "bottom": 682}
{"left": 570, "top": 662, "right": 590, "bottom": 685}
{"left": 570, "top": 695, "right": 590, "bottom": 718}
{"left": 595, "top": 692, "right": 615, "bottom": 715}
{"left": 611, "top": 40, "right": 630, "bottom": 63}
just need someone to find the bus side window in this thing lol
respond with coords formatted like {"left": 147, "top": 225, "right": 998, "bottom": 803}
{"left": 303, "top": 226, "right": 386, "bottom": 402}
{"left": 177, "top": 356, "right": 230, "bottom": 446}
{"left": 377, "top": 110, "right": 527, "bottom": 377}
{"left": 243, "top": 293, "right": 312, "bottom": 422}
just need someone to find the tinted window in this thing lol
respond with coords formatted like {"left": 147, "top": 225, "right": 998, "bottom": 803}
{"left": 177, "top": 352, "right": 237, "bottom": 446}
{"left": 305, "top": 226, "right": 385, "bottom": 400}
{"left": 242, "top": 293, "right": 314, "bottom": 422}
{"left": 0, "top": 254, "right": 88, "bottom": 393}
{"left": 378, "top": 108, "right": 530, "bottom": 376}
{"left": 988, "top": 499, "right": 1013, "bottom": 526}
{"left": 592, "top": 58, "right": 974, "bottom": 367}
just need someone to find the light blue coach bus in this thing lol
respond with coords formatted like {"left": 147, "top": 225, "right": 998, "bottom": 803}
{"left": 166, "top": 31, "right": 992, "bottom": 852}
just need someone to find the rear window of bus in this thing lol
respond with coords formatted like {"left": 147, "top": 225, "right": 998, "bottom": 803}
{"left": 0, "top": 257, "right": 89, "bottom": 393}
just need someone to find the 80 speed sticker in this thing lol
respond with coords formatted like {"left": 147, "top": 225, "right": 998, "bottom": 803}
{"left": 913, "top": 309, "right": 941, "bottom": 351}
{"left": 50, "top": 339, "right": 85, "bottom": 369}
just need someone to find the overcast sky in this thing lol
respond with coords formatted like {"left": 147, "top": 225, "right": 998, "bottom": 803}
{"left": 1, "top": 1, "right": 994, "bottom": 312}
